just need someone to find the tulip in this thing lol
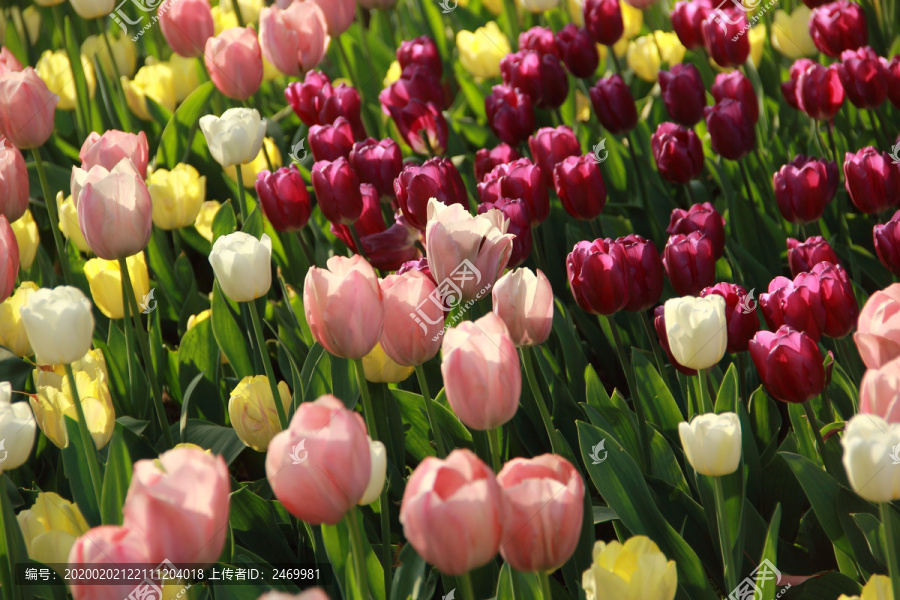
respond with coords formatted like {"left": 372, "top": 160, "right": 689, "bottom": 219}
{"left": 0, "top": 381, "right": 35, "bottom": 473}
{"left": 842, "top": 414, "right": 900, "bottom": 503}
{"left": 582, "top": 536, "right": 677, "bottom": 600}
{"left": 0, "top": 281, "right": 37, "bottom": 357}
{"left": 147, "top": 163, "right": 207, "bottom": 230}
{"left": 888, "top": 56, "right": 900, "bottom": 109}
{"left": 68, "top": 526, "right": 152, "bottom": 600}
{"left": 380, "top": 66, "right": 445, "bottom": 115}
{"left": 664, "top": 295, "right": 727, "bottom": 371}
{"left": 388, "top": 99, "right": 447, "bottom": 155}
{"left": 362, "top": 342, "right": 414, "bottom": 383}
{"left": 55, "top": 193, "right": 90, "bottom": 254}
{"left": 267, "top": 395, "right": 371, "bottom": 523}
{"left": 521, "top": 26, "right": 561, "bottom": 58}
{"left": 158, "top": 0, "right": 214, "bottom": 57}
{"left": 379, "top": 270, "right": 443, "bottom": 366}
{"left": 554, "top": 25, "right": 598, "bottom": 79}
{"left": 658, "top": 64, "right": 706, "bottom": 126}
{"left": 615, "top": 234, "right": 664, "bottom": 312}
{"left": 395, "top": 158, "right": 469, "bottom": 230}
{"left": 844, "top": 147, "right": 900, "bottom": 214}
{"left": 584, "top": 0, "right": 624, "bottom": 46}
{"left": 711, "top": 71, "right": 758, "bottom": 124}
{"left": 208, "top": 232, "right": 272, "bottom": 303}
{"left": 501, "top": 50, "right": 569, "bottom": 109}
{"left": 663, "top": 233, "right": 716, "bottom": 297}
{"left": 671, "top": 0, "right": 712, "bottom": 50}
{"left": 309, "top": 117, "right": 355, "bottom": 162}
{"left": 589, "top": 74, "right": 638, "bottom": 135}
{"left": 566, "top": 239, "right": 629, "bottom": 315}
{"left": 400, "top": 449, "right": 503, "bottom": 575}
{"left": 0, "top": 216, "right": 17, "bottom": 305}
{"left": 194, "top": 200, "right": 221, "bottom": 243}
{"left": 653, "top": 305, "right": 697, "bottom": 375}
{"left": 651, "top": 123, "right": 704, "bottom": 185}
{"left": 701, "top": 9, "right": 750, "bottom": 68}
{"left": 497, "top": 454, "right": 584, "bottom": 572}
{"left": 285, "top": 72, "right": 365, "bottom": 137}
{"left": 349, "top": 138, "right": 402, "bottom": 200}
{"left": 305, "top": 0, "right": 355, "bottom": 36}
{"left": 0, "top": 68, "right": 58, "bottom": 149}
{"left": 397, "top": 36, "right": 442, "bottom": 76}
{"left": 771, "top": 6, "right": 818, "bottom": 58}
{"left": 0, "top": 143, "right": 27, "bottom": 222}
{"left": 123, "top": 448, "right": 230, "bottom": 565}
{"left": 485, "top": 85, "right": 536, "bottom": 147}
{"left": 859, "top": 357, "right": 900, "bottom": 423}
{"left": 478, "top": 198, "right": 532, "bottom": 269}
{"left": 479, "top": 158, "right": 549, "bottom": 225}
{"left": 529, "top": 126, "right": 581, "bottom": 188}
{"left": 699, "top": 283, "right": 759, "bottom": 353}
{"left": 331, "top": 190, "right": 420, "bottom": 272}
{"left": 20, "top": 286, "right": 94, "bottom": 366}
{"left": 0, "top": 47, "right": 22, "bottom": 74}
{"left": 553, "top": 155, "right": 607, "bottom": 220}
{"left": 228, "top": 375, "right": 291, "bottom": 452}
{"left": 457, "top": 22, "right": 510, "bottom": 80}
{"left": 83, "top": 253, "right": 149, "bottom": 320}
{"left": 10, "top": 210, "right": 37, "bottom": 272}
{"left": 810, "top": 0, "right": 867, "bottom": 58}
{"left": 798, "top": 261, "right": 858, "bottom": 339}
{"left": 837, "top": 575, "right": 894, "bottom": 600}
{"left": 749, "top": 325, "right": 825, "bottom": 403}
{"left": 492, "top": 268, "right": 553, "bottom": 347}
{"left": 787, "top": 236, "right": 840, "bottom": 277}
{"left": 475, "top": 144, "right": 521, "bottom": 183}
{"left": 255, "top": 166, "right": 312, "bottom": 233}
{"left": 781, "top": 58, "right": 817, "bottom": 110}
{"left": 68, "top": 0, "right": 115, "bottom": 18}
{"left": 80, "top": 34, "right": 137, "bottom": 80}
{"left": 121, "top": 63, "right": 176, "bottom": 121}
{"left": 837, "top": 46, "right": 888, "bottom": 109}
{"left": 17, "top": 492, "right": 89, "bottom": 567}
{"left": 199, "top": 107, "right": 267, "bottom": 167}
{"left": 626, "top": 35, "right": 663, "bottom": 82}
{"left": 798, "top": 64, "right": 844, "bottom": 119}
{"left": 774, "top": 155, "right": 839, "bottom": 223}
{"left": 759, "top": 275, "right": 826, "bottom": 342}
{"left": 678, "top": 412, "right": 742, "bottom": 476}
{"left": 79, "top": 130, "right": 149, "bottom": 179}
{"left": 259, "top": 2, "right": 330, "bottom": 77}
{"left": 704, "top": 100, "right": 756, "bottom": 161}
{"left": 204, "top": 27, "right": 263, "bottom": 100}
{"left": 875, "top": 211, "right": 900, "bottom": 277}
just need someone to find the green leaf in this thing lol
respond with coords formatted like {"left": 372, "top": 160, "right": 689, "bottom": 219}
{"left": 181, "top": 419, "right": 246, "bottom": 465}
{"left": 0, "top": 474, "right": 28, "bottom": 600}
{"left": 755, "top": 504, "right": 782, "bottom": 600}
{"left": 60, "top": 417, "right": 101, "bottom": 527}
{"left": 495, "top": 563, "right": 542, "bottom": 600}
{"left": 99, "top": 428, "right": 132, "bottom": 526}
{"left": 322, "top": 516, "right": 386, "bottom": 600}
{"left": 0, "top": 348, "right": 31, "bottom": 391}
{"left": 212, "top": 200, "right": 237, "bottom": 242}
{"left": 850, "top": 512, "right": 886, "bottom": 567}
{"left": 211, "top": 281, "right": 255, "bottom": 378}
{"left": 178, "top": 318, "right": 222, "bottom": 423}
{"left": 390, "top": 542, "right": 434, "bottom": 600}
{"left": 156, "top": 81, "right": 216, "bottom": 168}
{"left": 633, "top": 352, "right": 684, "bottom": 446}
{"left": 179, "top": 370, "right": 208, "bottom": 442}
{"left": 229, "top": 487, "right": 297, "bottom": 564}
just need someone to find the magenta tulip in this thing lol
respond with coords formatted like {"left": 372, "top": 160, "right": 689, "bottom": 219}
{"left": 555, "top": 24, "right": 599, "bottom": 78}
{"left": 773, "top": 155, "right": 838, "bottom": 224}
{"left": 795, "top": 261, "right": 858, "bottom": 338}
{"left": 566, "top": 239, "right": 629, "bottom": 315}
{"left": 843, "top": 147, "right": 900, "bottom": 214}
{"left": 810, "top": 0, "right": 868, "bottom": 58}
{"left": 705, "top": 100, "right": 756, "bottom": 161}
{"left": 395, "top": 157, "right": 469, "bottom": 231}
{"left": 589, "top": 74, "right": 638, "bottom": 135}
{"left": 614, "top": 234, "right": 664, "bottom": 312}
{"left": 528, "top": 126, "right": 581, "bottom": 188}
{"left": 255, "top": 166, "right": 313, "bottom": 232}
{"left": 787, "top": 236, "right": 840, "bottom": 277}
{"left": 711, "top": 71, "right": 758, "bottom": 124}
{"left": 388, "top": 99, "right": 447, "bottom": 155}
{"left": 666, "top": 202, "right": 726, "bottom": 259}
{"left": 759, "top": 274, "right": 827, "bottom": 342}
{"left": 750, "top": 326, "right": 826, "bottom": 403}
{"left": 651, "top": 122, "right": 704, "bottom": 185}
{"left": 797, "top": 62, "right": 845, "bottom": 120}
{"left": 658, "top": 64, "right": 706, "bottom": 126}
{"left": 475, "top": 143, "right": 521, "bottom": 183}
{"left": 671, "top": 0, "right": 713, "bottom": 50}
{"left": 397, "top": 36, "right": 442, "bottom": 76}
{"left": 553, "top": 155, "right": 607, "bottom": 220}
{"left": 875, "top": 211, "right": 900, "bottom": 276}
{"left": 485, "top": 85, "right": 536, "bottom": 147}
{"left": 478, "top": 197, "right": 532, "bottom": 268}
{"left": 663, "top": 232, "right": 717, "bottom": 296}
{"left": 701, "top": 9, "right": 750, "bottom": 68}
{"left": 837, "top": 46, "right": 889, "bottom": 109}
{"left": 311, "top": 157, "right": 362, "bottom": 225}
{"left": 501, "top": 50, "right": 569, "bottom": 109}
{"left": 349, "top": 137, "right": 403, "bottom": 201}
{"left": 308, "top": 117, "right": 355, "bottom": 162}
{"left": 584, "top": 0, "right": 624, "bottom": 46}
{"left": 478, "top": 158, "right": 549, "bottom": 225}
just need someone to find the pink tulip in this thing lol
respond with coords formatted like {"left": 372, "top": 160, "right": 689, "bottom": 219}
{"left": 0, "top": 68, "right": 58, "bottom": 149}
{"left": 0, "top": 216, "right": 19, "bottom": 303}
{"left": 260, "top": 2, "right": 330, "bottom": 77}
{"left": 266, "top": 395, "right": 371, "bottom": 525}
{"left": 0, "top": 141, "right": 28, "bottom": 222}
{"left": 441, "top": 313, "right": 521, "bottom": 430}
{"left": 860, "top": 357, "right": 900, "bottom": 423}
{"left": 0, "top": 47, "right": 22, "bottom": 75}
{"left": 400, "top": 449, "right": 503, "bottom": 575}
{"left": 76, "top": 159, "right": 152, "bottom": 260}
{"left": 492, "top": 268, "right": 553, "bottom": 347}
{"left": 307, "top": 0, "right": 356, "bottom": 36}
{"left": 79, "top": 130, "right": 149, "bottom": 179}
{"left": 380, "top": 270, "right": 444, "bottom": 366}
{"left": 304, "top": 255, "right": 384, "bottom": 359}
{"left": 68, "top": 526, "right": 152, "bottom": 600}
{"left": 497, "top": 454, "right": 584, "bottom": 572}
{"left": 122, "top": 447, "right": 230, "bottom": 566}
{"left": 204, "top": 27, "right": 264, "bottom": 100}
{"left": 855, "top": 284, "right": 900, "bottom": 369}
{"left": 159, "top": 0, "right": 214, "bottom": 57}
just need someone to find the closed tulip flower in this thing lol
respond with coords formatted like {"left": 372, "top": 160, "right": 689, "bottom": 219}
{"left": 651, "top": 123, "right": 704, "bottom": 185}
{"left": 750, "top": 326, "right": 825, "bottom": 403}
{"left": 0, "top": 381, "right": 35, "bottom": 473}
{"left": 0, "top": 217, "right": 17, "bottom": 304}
{"left": 485, "top": 85, "right": 536, "bottom": 147}
{"left": 83, "top": 253, "right": 150, "bottom": 320}
{"left": 17, "top": 492, "right": 90, "bottom": 567}
{"left": 309, "top": 117, "right": 355, "bottom": 162}
{"left": 566, "top": 239, "right": 629, "bottom": 315}
{"left": 654, "top": 305, "right": 697, "bottom": 375}
{"left": 582, "top": 535, "right": 677, "bottom": 600}
{"left": 798, "top": 262, "right": 858, "bottom": 338}
{"left": 200, "top": 107, "right": 267, "bottom": 168}
{"left": 349, "top": 138, "right": 402, "bottom": 200}
{"left": 584, "top": 0, "right": 624, "bottom": 46}
{"left": 194, "top": 200, "right": 221, "bottom": 243}
{"left": 388, "top": 99, "right": 446, "bottom": 155}
{"left": 774, "top": 156, "right": 838, "bottom": 223}
{"left": 0, "top": 281, "right": 38, "bottom": 357}
{"left": 702, "top": 9, "right": 750, "bottom": 68}
{"left": 400, "top": 449, "right": 503, "bottom": 575}
{"left": 457, "top": 22, "right": 510, "bottom": 80}
{"left": 147, "top": 163, "right": 207, "bottom": 230}
{"left": 358, "top": 437, "right": 387, "bottom": 507}
{"left": 590, "top": 74, "right": 638, "bottom": 135}
{"left": 267, "top": 395, "right": 371, "bottom": 524}
{"left": 362, "top": 342, "right": 415, "bottom": 383}
{"left": 759, "top": 275, "right": 826, "bottom": 342}
{"left": 304, "top": 0, "right": 354, "bottom": 35}
{"left": 0, "top": 48, "right": 22, "bottom": 74}
{"left": 478, "top": 198, "right": 532, "bottom": 269}
{"left": 123, "top": 447, "right": 230, "bottom": 565}
{"left": 888, "top": 57, "right": 900, "bottom": 109}
{"left": 35, "top": 50, "right": 96, "bottom": 112}
{"left": 475, "top": 144, "right": 521, "bottom": 183}
{"left": 860, "top": 357, "right": 900, "bottom": 423}
{"left": 875, "top": 211, "right": 900, "bottom": 277}
{"left": 259, "top": 2, "right": 330, "bottom": 77}
{"left": 479, "top": 158, "right": 548, "bottom": 225}
{"left": 671, "top": 0, "right": 713, "bottom": 50}
{"left": 529, "top": 126, "right": 581, "bottom": 188}
{"left": 615, "top": 234, "right": 664, "bottom": 312}
{"left": 68, "top": 526, "right": 153, "bottom": 600}
{"left": 788, "top": 236, "right": 840, "bottom": 277}
{"left": 209, "top": 232, "right": 272, "bottom": 303}
{"left": 379, "top": 271, "right": 443, "bottom": 366}
{"left": 500, "top": 50, "right": 569, "bottom": 109}
{"left": 497, "top": 455, "right": 583, "bottom": 572}
{"left": 664, "top": 295, "right": 727, "bottom": 370}
{"left": 810, "top": 1, "right": 867, "bottom": 58}
{"left": 678, "top": 412, "right": 741, "bottom": 476}
{"left": 229, "top": 375, "right": 291, "bottom": 452}
{"left": 312, "top": 158, "right": 362, "bottom": 225}
{"left": 20, "top": 286, "right": 94, "bottom": 366}
{"left": 81, "top": 34, "right": 137, "bottom": 80}
{"left": 555, "top": 25, "right": 599, "bottom": 78}
{"left": 704, "top": 100, "right": 756, "bottom": 161}
{"left": 204, "top": 27, "right": 263, "bottom": 100}
{"left": 0, "top": 143, "right": 27, "bottom": 222}
{"left": 711, "top": 71, "right": 758, "bottom": 123}
{"left": 781, "top": 58, "right": 817, "bottom": 110}
{"left": 842, "top": 414, "right": 900, "bottom": 503}
{"left": 285, "top": 72, "right": 365, "bottom": 137}
{"left": 843, "top": 147, "right": 900, "bottom": 214}
{"left": 121, "top": 62, "right": 176, "bottom": 121}
{"left": 771, "top": 6, "right": 818, "bottom": 58}
{"left": 158, "top": 0, "right": 214, "bottom": 58}
{"left": 553, "top": 155, "right": 607, "bottom": 220}
{"left": 658, "top": 64, "right": 706, "bottom": 126}
{"left": 11, "top": 210, "right": 38, "bottom": 271}
{"left": 626, "top": 35, "right": 663, "bottom": 82}
{"left": 79, "top": 130, "right": 149, "bottom": 179}
{"left": 398, "top": 37, "right": 442, "bottom": 76}
{"left": 663, "top": 232, "right": 717, "bottom": 297}
{"left": 700, "top": 283, "right": 759, "bottom": 353}
{"left": 492, "top": 268, "right": 553, "bottom": 347}
{"left": 0, "top": 68, "right": 58, "bottom": 149}
{"left": 255, "top": 166, "right": 312, "bottom": 232}
{"left": 837, "top": 47, "right": 888, "bottom": 109}
{"left": 69, "top": 0, "right": 115, "bottom": 18}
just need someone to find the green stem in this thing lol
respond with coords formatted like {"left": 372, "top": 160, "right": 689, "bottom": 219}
{"left": 713, "top": 475, "right": 737, "bottom": 592}
{"left": 639, "top": 311, "right": 674, "bottom": 393}
{"left": 247, "top": 299, "right": 289, "bottom": 430}
{"left": 348, "top": 223, "right": 370, "bottom": 261}
{"left": 120, "top": 274, "right": 135, "bottom": 415}
{"left": 502, "top": 0, "right": 520, "bottom": 50}
{"left": 64, "top": 363, "right": 103, "bottom": 503}
{"left": 802, "top": 400, "right": 827, "bottom": 458}
{"left": 881, "top": 502, "right": 900, "bottom": 600}
{"left": 32, "top": 149, "right": 73, "bottom": 284}
{"left": 520, "top": 346, "right": 560, "bottom": 453}
{"left": 607, "top": 47, "right": 623, "bottom": 73}
{"left": 0, "top": 477, "right": 21, "bottom": 600}
{"left": 346, "top": 507, "right": 370, "bottom": 599}
{"left": 697, "top": 369, "right": 712, "bottom": 414}
{"left": 539, "top": 570, "right": 552, "bottom": 600}
{"left": 295, "top": 230, "right": 316, "bottom": 267}
{"left": 415, "top": 364, "right": 447, "bottom": 457}
{"left": 457, "top": 572, "right": 476, "bottom": 600}
{"left": 487, "top": 427, "right": 502, "bottom": 473}
{"left": 118, "top": 258, "right": 173, "bottom": 447}
{"left": 826, "top": 122, "right": 840, "bottom": 163}
{"left": 234, "top": 165, "right": 248, "bottom": 224}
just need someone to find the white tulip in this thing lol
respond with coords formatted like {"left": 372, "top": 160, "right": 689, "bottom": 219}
{"left": 664, "top": 295, "right": 728, "bottom": 371}
{"left": 359, "top": 438, "right": 387, "bottom": 506}
{"left": 209, "top": 232, "right": 273, "bottom": 303}
{"left": 678, "top": 412, "right": 742, "bottom": 476}
{"left": 68, "top": 0, "right": 116, "bottom": 19}
{"left": 842, "top": 414, "right": 900, "bottom": 504}
{"left": 19, "top": 286, "right": 95, "bottom": 366}
{"left": 0, "top": 382, "right": 36, "bottom": 473}
{"left": 199, "top": 108, "right": 267, "bottom": 168}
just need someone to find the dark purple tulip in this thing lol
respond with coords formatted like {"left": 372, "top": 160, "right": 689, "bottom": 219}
{"left": 394, "top": 157, "right": 469, "bottom": 230}
{"left": 311, "top": 157, "right": 363, "bottom": 225}
{"left": 614, "top": 234, "right": 664, "bottom": 312}
{"left": 308, "top": 116, "right": 355, "bottom": 162}
{"left": 701, "top": 9, "right": 750, "bottom": 68}
{"left": 796, "top": 62, "right": 845, "bottom": 120}
{"left": 663, "top": 232, "right": 717, "bottom": 296}
{"left": 286, "top": 72, "right": 367, "bottom": 139}
{"left": 553, "top": 155, "right": 607, "bottom": 220}
{"left": 781, "top": 58, "right": 817, "bottom": 110}
{"left": 528, "top": 126, "right": 581, "bottom": 188}
{"left": 555, "top": 24, "right": 599, "bottom": 78}
{"left": 589, "top": 74, "right": 638, "bottom": 135}
{"left": 837, "top": 47, "right": 889, "bottom": 109}
{"left": 566, "top": 238, "right": 630, "bottom": 315}
{"left": 701, "top": 282, "right": 760, "bottom": 353}
{"left": 397, "top": 36, "right": 442, "bottom": 77}
{"left": 667, "top": 202, "right": 726, "bottom": 259}
{"left": 671, "top": 0, "right": 714, "bottom": 50}
{"left": 887, "top": 56, "right": 900, "bottom": 109}
{"left": 658, "top": 64, "right": 706, "bottom": 126}
{"left": 651, "top": 123, "right": 704, "bottom": 185}
{"left": 479, "top": 198, "right": 532, "bottom": 268}
{"left": 485, "top": 84, "right": 536, "bottom": 147}
{"left": 478, "top": 158, "right": 549, "bottom": 225}
{"left": 349, "top": 138, "right": 403, "bottom": 201}
{"left": 773, "top": 156, "right": 838, "bottom": 224}
{"left": 787, "top": 236, "right": 840, "bottom": 277}
{"left": 379, "top": 65, "right": 445, "bottom": 114}
{"left": 796, "top": 262, "right": 858, "bottom": 338}
{"left": 474, "top": 143, "right": 521, "bottom": 183}
{"left": 874, "top": 211, "right": 900, "bottom": 276}
{"left": 810, "top": 0, "right": 868, "bottom": 58}
{"left": 704, "top": 99, "right": 756, "bottom": 161}
{"left": 398, "top": 256, "right": 436, "bottom": 284}
{"left": 255, "top": 166, "right": 313, "bottom": 232}
{"left": 843, "top": 147, "right": 900, "bottom": 214}
{"left": 584, "top": 0, "right": 624, "bottom": 46}
{"left": 500, "top": 50, "right": 569, "bottom": 109}
{"left": 711, "top": 71, "right": 758, "bottom": 124}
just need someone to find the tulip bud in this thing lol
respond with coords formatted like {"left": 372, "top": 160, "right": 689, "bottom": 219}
{"left": 859, "top": 357, "right": 900, "bottom": 423}
{"left": 759, "top": 275, "right": 826, "bottom": 342}
{"left": 671, "top": 0, "right": 713, "bottom": 50}
{"left": 774, "top": 156, "right": 839, "bottom": 223}
{"left": 529, "top": 126, "right": 581, "bottom": 188}
{"left": 810, "top": 0, "right": 867, "bottom": 58}
{"left": 285, "top": 73, "right": 366, "bottom": 138}
{"left": 388, "top": 99, "right": 447, "bottom": 155}
{"left": 501, "top": 50, "right": 569, "bottom": 109}
{"left": 0, "top": 281, "right": 38, "bottom": 357}
{"left": 658, "top": 64, "right": 706, "bottom": 126}
{"left": 771, "top": 6, "right": 818, "bottom": 59}
{"left": 566, "top": 239, "right": 629, "bottom": 315}
{"left": 259, "top": 2, "right": 329, "bottom": 77}
{"left": 349, "top": 138, "right": 403, "bottom": 200}
{"left": 395, "top": 158, "right": 469, "bottom": 231}
{"left": 147, "top": 162, "right": 206, "bottom": 230}
{"left": 781, "top": 58, "right": 817, "bottom": 110}
{"left": 478, "top": 198, "right": 532, "bottom": 269}
{"left": 359, "top": 438, "right": 387, "bottom": 506}
{"left": 209, "top": 232, "right": 272, "bottom": 303}
{"left": 204, "top": 27, "right": 263, "bottom": 100}
{"left": 0, "top": 381, "right": 35, "bottom": 473}
{"left": 664, "top": 295, "right": 727, "bottom": 371}
{"left": 457, "top": 22, "right": 510, "bottom": 80}
{"left": 701, "top": 9, "right": 750, "bottom": 68}
{"left": 0, "top": 216, "right": 18, "bottom": 304}
{"left": 837, "top": 46, "right": 888, "bottom": 109}
{"left": 159, "top": 0, "right": 214, "bottom": 58}
{"left": 797, "top": 261, "right": 858, "bottom": 338}
{"left": 68, "top": 0, "right": 115, "bottom": 18}
{"left": 678, "top": 412, "right": 742, "bottom": 476}
{"left": 855, "top": 285, "right": 900, "bottom": 369}
{"left": 0, "top": 68, "right": 58, "bottom": 149}
{"left": 653, "top": 305, "right": 697, "bottom": 375}
{"left": 311, "top": 157, "right": 363, "bottom": 225}
{"left": 79, "top": 130, "right": 149, "bottom": 179}
{"left": 589, "top": 74, "right": 638, "bottom": 135}
{"left": 68, "top": 526, "right": 152, "bottom": 600}
{"left": 704, "top": 99, "right": 756, "bottom": 161}
{"left": 663, "top": 232, "right": 716, "bottom": 297}
{"left": 485, "top": 85, "right": 536, "bottom": 147}
{"left": 842, "top": 414, "right": 900, "bottom": 503}
{"left": 199, "top": 107, "right": 267, "bottom": 168}
{"left": 120, "top": 62, "right": 176, "bottom": 121}
{"left": 10, "top": 210, "right": 37, "bottom": 272}
{"left": 584, "top": 0, "right": 624, "bottom": 46}
{"left": 83, "top": 253, "right": 150, "bottom": 320}
{"left": 475, "top": 144, "right": 521, "bottom": 183}
{"left": 711, "top": 71, "right": 759, "bottom": 124}
{"left": 875, "top": 211, "right": 900, "bottom": 277}
{"left": 582, "top": 536, "right": 677, "bottom": 600}
{"left": 553, "top": 155, "right": 607, "bottom": 220}
{"left": 651, "top": 123, "right": 704, "bottom": 185}
{"left": 397, "top": 36, "right": 442, "bottom": 76}
{"left": 478, "top": 158, "right": 549, "bottom": 225}
{"left": 520, "top": 26, "right": 561, "bottom": 58}
{"left": 0, "top": 48, "right": 23, "bottom": 75}
{"left": 497, "top": 455, "right": 584, "bottom": 572}
{"left": 492, "top": 268, "right": 553, "bottom": 347}
{"left": 750, "top": 325, "right": 825, "bottom": 403}
{"left": 379, "top": 271, "right": 443, "bottom": 366}
{"left": 17, "top": 492, "right": 89, "bottom": 567}
{"left": 615, "top": 234, "right": 664, "bottom": 312}
{"left": 700, "top": 283, "right": 759, "bottom": 353}
{"left": 787, "top": 236, "right": 839, "bottom": 277}
{"left": 843, "top": 147, "right": 900, "bottom": 214}
{"left": 309, "top": 117, "right": 355, "bottom": 162}
{"left": 0, "top": 143, "right": 28, "bottom": 223}
{"left": 228, "top": 375, "right": 291, "bottom": 452}
{"left": 20, "top": 286, "right": 94, "bottom": 366}
{"left": 796, "top": 62, "right": 845, "bottom": 120}
{"left": 255, "top": 166, "right": 312, "bottom": 233}
{"left": 555, "top": 24, "right": 599, "bottom": 78}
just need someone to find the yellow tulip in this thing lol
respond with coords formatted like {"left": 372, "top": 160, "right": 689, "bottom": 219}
{"left": 582, "top": 536, "right": 677, "bottom": 600}
{"left": 187, "top": 309, "right": 211, "bottom": 330}
{"left": 211, "top": 6, "right": 239, "bottom": 35}
{"left": 11, "top": 209, "right": 39, "bottom": 270}
{"left": 17, "top": 492, "right": 90, "bottom": 568}
{"left": 654, "top": 31, "right": 686, "bottom": 66}
{"left": 121, "top": 62, "right": 177, "bottom": 121}
{"left": 0, "top": 281, "right": 39, "bottom": 357}
{"left": 621, "top": 2, "right": 644, "bottom": 39}
{"left": 224, "top": 137, "right": 282, "bottom": 188}
{"left": 219, "top": 0, "right": 264, "bottom": 24}
{"left": 457, "top": 22, "right": 510, "bottom": 80}
{"left": 81, "top": 33, "right": 137, "bottom": 79}
{"left": 9, "top": 7, "right": 40, "bottom": 46}
{"left": 363, "top": 342, "right": 414, "bottom": 383}
{"left": 228, "top": 376, "right": 291, "bottom": 452}
{"left": 627, "top": 35, "right": 660, "bottom": 82}
{"left": 35, "top": 50, "right": 96, "bottom": 111}
{"left": 83, "top": 252, "right": 150, "bottom": 320}
{"left": 194, "top": 201, "right": 222, "bottom": 243}
{"left": 458, "top": 0, "right": 503, "bottom": 14}
{"left": 35, "top": 0, "right": 66, "bottom": 6}
{"left": 164, "top": 54, "right": 200, "bottom": 102}
{"left": 749, "top": 24, "right": 766, "bottom": 68}
{"left": 172, "top": 442, "right": 211, "bottom": 453}
{"left": 838, "top": 575, "right": 893, "bottom": 600}
{"left": 771, "top": 7, "right": 817, "bottom": 58}
{"left": 56, "top": 192, "right": 91, "bottom": 254}
{"left": 384, "top": 60, "right": 403, "bottom": 88}
{"left": 148, "top": 163, "right": 207, "bottom": 230}
{"left": 568, "top": 0, "right": 585, "bottom": 25}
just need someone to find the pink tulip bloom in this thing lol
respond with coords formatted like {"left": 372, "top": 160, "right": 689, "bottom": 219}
{"left": 0, "top": 142, "right": 28, "bottom": 222}
{"left": 0, "top": 216, "right": 19, "bottom": 303}
{"left": 855, "top": 284, "right": 900, "bottom": 369}
{"left": 860, "top": 357, "right": 900, "bottom": 423}
{"left": 266, "top": 395, "right": 371, "bottom": 525}
{"left": 204, "top": 27, "right": 264, "bottom": 101}
{"left": 380, "top": 270, "right": 444, "bottom": 366}
{"left": 69, "top": 526, "right": 152, "bottom": 600}
{"left": 159, "top": 0, "right": 214, "bottom": 57}
{"left": 0, "top": 47, "right": 22, "bottom": 75}
{"left": 79, "top": 130, "right": 149, "bottom": 179}
{"left": 260, "top": 2, "right": 330, "bottom": 77}
{"left": 492, "top": 268, "right": 553, "bottom": 347}
{"left": 307, "top": 0, "right": 356, "bottom": 36}
{"left": 0, "top": 68, "right": 58, "bottom": 149}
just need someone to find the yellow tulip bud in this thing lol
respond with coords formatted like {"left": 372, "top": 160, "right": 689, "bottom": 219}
{"left": 187, "top": 309, "right": 212, "bottom": 331}
{"left": 224, "top": 138, "right": 282, "bottom": 188}
{"left": 568, "top": 0, "right": 585, "bottom": 25}
{"left": 582, "top": 536, "right": 678, "bottom": 600}
{"left": 219, "top": 0, "right": 263, "bottom": 24}
{"left": 838, "top": 574, "right": 893, "bottom": 600}
{"left": 654, "top": 31, "right": 686, "bottom": 66}
{"left": 211, "top": 6, "right": 239, "bottom": 35}
{"left": 11, "top": 210, "right": 39, "bottom": 270}
{"left": 31, "top": 362, "right": 115, "bottom": 450}
{"left": 771, "top": 7, "right": 817, "bottom": 59}
{"left": 749, "top": 24, "right": 766, "bottom": 67}
{"left": 122, "top": 63, "right": 177, "bottom": 121}
{"left": 383, "top": 60, "right": 403, "bottom": 88}
{"left": 148, "top": 163, "right": 207, "bottom": 230}
{"left": 575, "top": 90, "right": 591, "bottom": 123}
{"left": 17, "top": 492, "right": 89, "bottom": 569}
{"left": 56, "top": 192, "right": 92, "bottom": 254}
{"left": 362, "top": 342, "right": 414, "bottom": 383}
{"left": 457, "top": 22, "right": 510, "bottom": 80}
{"left": 81, "top": 34, "right": 137, "bottom": 79}
{"left": 627, "top": 35, "right": 660, "bottom": 82}
{"left": 83, "top": 252, "right": 150, "bottom": 320}
{"left": 36, "top": 50, "right": 96, "bottom": 111}
{"left": 228, "top": 375, "right": 292, "bottom": 452}
{"left": 172, "top": 442, "right": 212, "bottom": 454}
{"left": 621, "top": 2, "right": 644, "bottom": 40}
{"left": 165, "top": 54, "right": 201, "bottom": 103}
{"left": 0, "top": 281, "right": 39, "bottom": 357}
{"left": 194, "top": 201, "right": 222, "bottom": 243}
{"left": 9, "top": 7, "right": 40, "bottom": 46}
